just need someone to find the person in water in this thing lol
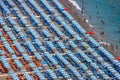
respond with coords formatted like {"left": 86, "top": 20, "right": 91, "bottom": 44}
{"left": 89, "top": 14, "right": 91, "bottom": 20}
{"left": 101, "top": 20, "right": 105, "bottom": 24}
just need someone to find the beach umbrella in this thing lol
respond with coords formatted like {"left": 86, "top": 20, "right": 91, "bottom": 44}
{"left": 85, "top": 31, "right": 95, "bottom": 35}
{"left": 63, "top": 8, "right": 69, "bottom": 11}
{"left": 116, "top": 57, "right": 120, "bottom": 61}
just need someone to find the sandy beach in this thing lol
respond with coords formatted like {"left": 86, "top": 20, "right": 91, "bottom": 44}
{"left": 58, "top": 0, "right": 119, "bottom": 57}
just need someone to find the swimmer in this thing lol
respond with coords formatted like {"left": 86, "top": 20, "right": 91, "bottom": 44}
{"left": 89, "top": 15, "right": 91, "bottom": 19}
{"left": 101, "top": 20, "right": 105, "bottom": 24}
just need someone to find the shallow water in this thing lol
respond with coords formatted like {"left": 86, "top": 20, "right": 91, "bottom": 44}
{"left": 75, "top": 0, "right": 120, "bottom": 54}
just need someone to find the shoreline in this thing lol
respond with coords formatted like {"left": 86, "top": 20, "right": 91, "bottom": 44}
{"left": 59, "top": 0, "right": 117, "bottom": 57}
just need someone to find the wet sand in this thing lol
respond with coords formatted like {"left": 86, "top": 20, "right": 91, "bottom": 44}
{"left": 59, "top": 0, "right": 118, "bottom": 57}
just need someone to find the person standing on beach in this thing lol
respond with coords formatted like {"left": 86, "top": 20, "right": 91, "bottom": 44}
{"left": 116, "top": 45, "right": 118, "bottom": 50}
{"left": 111, "top": 43, "right": 115, "bottom": 51}
{"left": 100, "top": 31, "right": 104, "bottom": 36}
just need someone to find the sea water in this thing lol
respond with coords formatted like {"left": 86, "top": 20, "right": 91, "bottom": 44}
{"left": 75, "top": 0, "right": 120, "bottom": 55}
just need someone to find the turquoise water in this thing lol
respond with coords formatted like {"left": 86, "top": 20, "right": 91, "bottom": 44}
{"left": 75, "top": 0, "right": 120, "bottom": 54}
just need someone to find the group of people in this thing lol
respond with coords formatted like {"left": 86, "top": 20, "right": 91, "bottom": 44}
{"left": 76, "top": 1, "right": 120, "bottom": 55}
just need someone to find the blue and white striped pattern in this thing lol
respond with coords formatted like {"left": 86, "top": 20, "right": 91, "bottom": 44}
{"left": 0, "top": 0, "right": 119, "bottom": 80}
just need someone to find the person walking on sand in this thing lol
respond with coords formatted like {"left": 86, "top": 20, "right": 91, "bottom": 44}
{"left": 100, "top": 31, "right": 104, "bottom": 36}
{"left": 111, "top": 43, "right": 114, "bottom": 50}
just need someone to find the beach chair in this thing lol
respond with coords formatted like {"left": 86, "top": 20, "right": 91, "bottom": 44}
{"left": 46, "top": 69, "right": 58, "bottom": 80}
{"left": 23, "top": 73, "right": 33, "bottom": 80}
{"left": 44, "top": 52, "right": 58, "bottom": 66}
{"left": 39, "top": 0, "right": 54, "bottom": 14}
{"left": 51, "top": 0, "right": 64, "bottom": 12}
{"left": 55, "top": 52, "right": 70, "bottom": 67}
{"left": 9, "top": 72, "right": 19, "bottom": 80}
{"left": 33, "top": 68, "right": 46, "bottom": 80}
{"left": 50, "top": 23, "right": 64, "bottom": 37}
{"left": 13, "top": 41, "right": 24, "bottom": 53}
